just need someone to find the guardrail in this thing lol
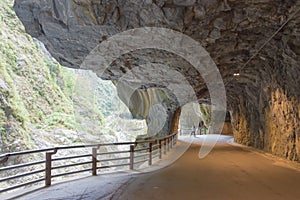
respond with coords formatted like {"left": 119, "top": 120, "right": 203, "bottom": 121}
{"left": 0, "top": 133, "right": 177, "bottom": 193}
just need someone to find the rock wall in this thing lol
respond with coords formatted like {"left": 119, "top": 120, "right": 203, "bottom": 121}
{"left": 117, "top": 80, "right": 179, "bottom": 137}
{"left": 230, "top": 32, "right": 300, "bottom": 161}
{"left": 231, "top": 88, "right": 300, "bottom": 161}
{"left": 0, "top": 0, "right": 147, "bottom": 155}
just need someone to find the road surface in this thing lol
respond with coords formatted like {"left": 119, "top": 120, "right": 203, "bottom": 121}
{"left": 113, "top": 142, "right": 300, "bottom": 200}
{"left": 4, "top": 137, "right": 300, "bottom": 200}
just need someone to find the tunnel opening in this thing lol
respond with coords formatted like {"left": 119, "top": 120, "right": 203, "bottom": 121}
{"left": 178, "top": 102, "right": 233, "bottom": 137}
{"left": 178, "top": 102, "right": 202, "bottom": 136}
{"left": 72, "top": 69, "right": 148, "bottom": 144}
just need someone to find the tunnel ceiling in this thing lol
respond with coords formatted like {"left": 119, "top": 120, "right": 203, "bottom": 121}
{"left": 13, "top": 0, "right": 300, "bottom": 100}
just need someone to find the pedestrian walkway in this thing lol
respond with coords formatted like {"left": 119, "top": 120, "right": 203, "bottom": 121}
{"left": 115, "top": 137, "right": 300, "bottom": 200}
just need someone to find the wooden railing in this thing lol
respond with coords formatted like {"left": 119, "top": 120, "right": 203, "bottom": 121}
{"left": 0, "top": 133, "right": 177, "bottom": 193}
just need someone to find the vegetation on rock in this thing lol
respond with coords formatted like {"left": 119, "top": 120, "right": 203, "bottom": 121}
{"left": 0, "top": 0, "right": 146, "bottom": 154}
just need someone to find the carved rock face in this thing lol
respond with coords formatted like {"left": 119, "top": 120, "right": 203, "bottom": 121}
{"left": 14, "top": 0, "right": 300, "bottom": 160}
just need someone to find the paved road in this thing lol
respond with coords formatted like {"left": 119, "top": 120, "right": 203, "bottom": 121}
{"left": 114, "top": 143, "right": 300, "bottom": 200}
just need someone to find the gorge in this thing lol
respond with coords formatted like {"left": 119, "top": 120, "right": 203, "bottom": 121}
{"left": 12, "top": 0, "right": 300, "bottom": 161}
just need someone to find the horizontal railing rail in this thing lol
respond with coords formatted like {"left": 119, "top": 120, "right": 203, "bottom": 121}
{"left": 0, "top": 133, "right": 178, "bottom": 194}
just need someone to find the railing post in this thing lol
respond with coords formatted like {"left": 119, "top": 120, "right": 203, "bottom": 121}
{"left": 172, "top": 135, "right": 175, "bottom": 146}
{"left": 92, "top": 148, "right": 98, "bottom": 176}
{"left": 45, "top": 148, "right": 58, "bottom": 186}
{"left": 45, "top": 149, "right": 57, "bottom": 187}
{"left": 167, "top": 138, "right": 170, "bottom": 152}
{"left": 130, "top": 145, "right": 134, "bottom": 170}
{"left": 164, "top": 139, "right": 167, "bottom": 155}
{"left": 159, "top": 140, "right": 162, "bottom": 159}
{"left": 170, "top": 136, "right": 173, "bottom": 149}
{"left": 45, "top": 153, "right": 52, "bottom": 186}
{"left": 149, "top": 143, "right": 152, "bottom": 166}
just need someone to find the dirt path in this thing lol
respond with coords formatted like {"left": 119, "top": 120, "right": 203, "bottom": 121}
{"left": 114, "top": 143, "right": 300, "bottom": 200}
